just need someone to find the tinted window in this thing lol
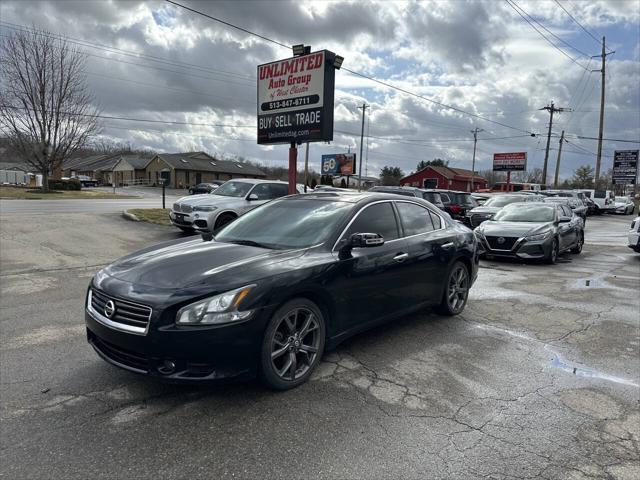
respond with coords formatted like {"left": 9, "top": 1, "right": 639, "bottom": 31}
{"left": 594, "top": 190, "right": 606, "bottom": 198}
{"left": 429, "top": 211, "right": 442, "bottom": 229}
{"left": 250, "top": 184, "right": 274, "bottom": 200}
{"left": 343, "top": 202, "right": 399, "bottom": 241}
{"left": 453, "top": 193, "right": 475, "bottom": 206}
{"left": 422, "top": 192, "right": 442, "bottom": 204}
{"left": 561, "top": 205, "right": 573, "bottom": 217}
{"left": 269, "top": 183, "right": 289, "bottom": 198}
{"left": 440, "top": 193, "right": 451, "bottom": 204}
{"left": 396, "top": 202, "right": 435, "bottom": 236}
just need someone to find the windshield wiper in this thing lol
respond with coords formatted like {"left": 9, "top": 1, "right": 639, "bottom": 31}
{"left": 224, "top": 239, "right": 273, "bottom": 249}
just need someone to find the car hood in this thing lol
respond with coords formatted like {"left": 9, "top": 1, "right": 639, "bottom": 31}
{"left": 468, "top": 206, "right": 501, "bottom": 215}
{"left": 478, "top": 221, "right": 552, "bottom": 238}
{"left": 96, "top": 237, "right": 305, "bottom": 290}
{"left": 174, "top": 194, "right": 245, "bottom": 208}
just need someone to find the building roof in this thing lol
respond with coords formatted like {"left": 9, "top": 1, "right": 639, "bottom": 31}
{"left": 156, "top": 152, "right": 266, "bottom": 177}
{"left": 401, "top": 165, "right": 487, "bottom": 183}
{"left": 0, "top": 161, "right": 30, "bottom": 172}
{"left": 120, "top": 154, "right": 153, "bottom": 169}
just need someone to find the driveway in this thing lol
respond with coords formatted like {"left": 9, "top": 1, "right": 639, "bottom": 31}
{"left": 1, "top": 210, "right": 638, "bottom": 479}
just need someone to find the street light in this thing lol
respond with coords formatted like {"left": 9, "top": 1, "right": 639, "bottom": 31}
{"left": 292, "top": 44, "right": 306, "bottom": 56}
{"left": 160, "top": 168, "right": 171, "bottom": 209}
{"left": 333, "top": 55, "right": 344, "bottom": 70}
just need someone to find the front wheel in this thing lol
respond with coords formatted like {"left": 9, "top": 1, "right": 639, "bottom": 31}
{"left": 437, "top": 261, "right": 470, "bottom": 316}
{"left": 571, "top": 232, "right": 584, "bottom": 254}
{"left": 545, "top": 238, "right": 559, "bottom": 264}
{"left": 259, "top": 299, "right": 326, "bottom": 390}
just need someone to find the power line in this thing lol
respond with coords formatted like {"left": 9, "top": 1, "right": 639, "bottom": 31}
{"left": 553, "top": 0, "right": 611, "bottom": 51}
{"left": 165, "top": 0, "right": 537, "bottom": 135}
{"left": 504, "top": 0, "right": 590, "bottom": 71}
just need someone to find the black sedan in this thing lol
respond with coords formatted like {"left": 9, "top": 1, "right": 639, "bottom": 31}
{"left": 475, "top": 202, "right": 584, "bottom": 264}
{"left": 189, "top": 181, "right": 224, "bottom": 195}
{"left": 85, "top": 192, "right": 479, "bottom": 389}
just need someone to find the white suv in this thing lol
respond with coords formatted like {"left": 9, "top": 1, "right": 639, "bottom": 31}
{"left": 170, "top": 179, "right": 301, "bottom": 233}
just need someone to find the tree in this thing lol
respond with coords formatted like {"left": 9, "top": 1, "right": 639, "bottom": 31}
{"left": 0, "top": 29, "right": 100, "bottom": 191}
{"left": 416, "top": 158, "right": 447, "bottom": 171}
{"left": 571, "top": 165, "right": 595, "bottom": 189}
{"left": 311, "top": 177, "right": 317, "bottom": 189}
{"left": 380, "top": 166, "right": 404, "bottom": 186}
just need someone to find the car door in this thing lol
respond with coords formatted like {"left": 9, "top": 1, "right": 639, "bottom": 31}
{"left": 557, "top": 205, "right": 576, "bottom": 249}
{"left": 394, "top": 201, "right": 452, "bottom": 305}
{"left": 332, "top": 201, "right": 412, "bottom": 331}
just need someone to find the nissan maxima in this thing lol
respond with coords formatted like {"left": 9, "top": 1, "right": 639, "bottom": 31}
{"left": 86, "top": 192, "right": 479, "bottom": 389}
{"left": 475, "top": 202, "right": 584, "bottom": 264}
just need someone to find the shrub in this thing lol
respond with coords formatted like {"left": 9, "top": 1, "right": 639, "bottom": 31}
{"left": 49, "top": 179, "right": 82, "bottom": 190}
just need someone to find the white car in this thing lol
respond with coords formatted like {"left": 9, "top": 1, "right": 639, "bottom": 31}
{"left": 170, "top": 179, "right": 302, "bottom": 233}
{"left": 614, "top": 196, "right": 635, "bottom": 215}
{"left": 629, "top": 216, "right": 640, "bottom": 253}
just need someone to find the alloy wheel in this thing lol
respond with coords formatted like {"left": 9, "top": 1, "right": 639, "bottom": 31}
{"left": 447, "top": 265, "right": 469, "bottom": 312}
{"left": 270, "top": 307, "right": 321, "bottom": 381}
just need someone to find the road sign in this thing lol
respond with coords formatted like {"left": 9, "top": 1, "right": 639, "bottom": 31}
{"left": 321, "top": 153, "right": 356, "bottom": 175}
{"left": 493, "top": 152, "right": 527, "bottom": 171}
{"left": 257, "top": 50, "right": 336, "bottom": 145}
{"left": 612, "top": 150, "right": 639, "bottom": 185}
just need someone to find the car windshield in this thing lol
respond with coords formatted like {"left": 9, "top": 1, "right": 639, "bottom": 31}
{"left": 453, "top": 193, "right": 475, "bottom": 206}
{"left": 617, "top": 197, "right": 629, "bottom": 202}
{"left": 422, "top": 192, "right": 441, "bottom": 203}
{"left": 215, "top": 198, "right": 353, "bottom": 249}
{"left": 493, "top": 205, "right": 555, "bottom": 222}
{"left": 212, "top": 181, "right": 253, "bottom": 197}
{"left": 483, "top": 196, "right": 526, "bottom": 207}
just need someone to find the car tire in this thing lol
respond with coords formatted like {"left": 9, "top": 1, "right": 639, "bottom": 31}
{"left": 571, "top": 232, "right": 584, "bottom": 254}
{"left": 436, "top": 261, "right": 470, "bottom": 316}
{"left": 188, "top": 189, "right": 194, "bottom": 195}
{"left": 214, "top": 213, "right": 236, "bottom": 230}
{"left": 259, "top": 298, "right": 326, "bottom": 390}
{"left": 545, "top": 238, "right": 559, "bottom": 264}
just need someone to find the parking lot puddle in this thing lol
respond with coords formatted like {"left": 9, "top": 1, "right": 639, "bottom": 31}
{"left": 549, "top": 355, "right": 639, "bottom": 388}
{"left": 567, "top": 276, "right": 621, "bottom": 290}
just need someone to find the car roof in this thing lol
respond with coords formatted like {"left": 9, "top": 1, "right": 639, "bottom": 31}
{"left": 224, "top": 178, "right": 287, "bottom": 185}
{"left": 289, "top": 191, "right": 437, "bottom": 205}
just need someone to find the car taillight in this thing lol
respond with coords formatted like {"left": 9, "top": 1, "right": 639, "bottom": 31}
{"left": 449, "top": 204, "right": 462, "bottom": 214}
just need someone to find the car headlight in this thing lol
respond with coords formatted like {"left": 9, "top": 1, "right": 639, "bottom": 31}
{"left": 193, "top": 205, "right": 217, "bottom": 212}
{"left": 176, "top": 285, "right": 256, "bottom": 325}
{"left": 525, "top": 230, "right": 552, "bottom": 242}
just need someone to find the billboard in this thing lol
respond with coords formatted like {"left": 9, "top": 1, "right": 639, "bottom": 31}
{"left": 612, "top": 150, "right": 639, "bottom": 185}
{"left": 257, "top": 50, "right": 336, "bottom": 145}
{"left": 493, "top": 152, "right": 527, "bottom": 172}
{"left": 321, "top": 153, "right": 356, "bottom": 175}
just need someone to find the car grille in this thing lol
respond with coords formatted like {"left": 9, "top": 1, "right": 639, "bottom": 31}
{"left": 486, "top": 236, "right": 518, "bottom": 251}
{"left": 469, "top": 214, "right": 492, "bottom": 227}
{"left": 90, "top": 289, "right": 152, "bottom": 331}
{"left": 172, "top": 203, "right": 193, "bottom": 213}
{"left": 88, "top": 332, "right": 149, "bottom": 373}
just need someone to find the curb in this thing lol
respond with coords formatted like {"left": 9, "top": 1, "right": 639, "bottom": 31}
{"left": 122, "top": 209, "right": 140, "bottom": 222}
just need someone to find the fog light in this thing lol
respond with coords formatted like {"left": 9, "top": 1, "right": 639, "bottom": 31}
{"left": 158, "top": 360, "right": 176, "bottom": 375}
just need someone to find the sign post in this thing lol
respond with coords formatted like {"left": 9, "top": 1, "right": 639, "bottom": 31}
{"left": 493, "top": 152, "right": 527, "bottom": 191}
{"left": 612, "top": 150, "right": 639, "bottom": 192}
{"left": 258, "top": 49, "right": 338, "bottom": 194}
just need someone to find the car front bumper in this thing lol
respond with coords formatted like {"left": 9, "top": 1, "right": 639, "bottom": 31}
{"left": 628, "top": 232, "right": 640, "bottom": 252}
{"left": 85, "top": 307, "right": 270, "bottom": 383}
{"left": 477, "top": 236, "right": 552, "bottom": 260}
{"left": 169, "top": 210, "right": 194, "bottom": 228}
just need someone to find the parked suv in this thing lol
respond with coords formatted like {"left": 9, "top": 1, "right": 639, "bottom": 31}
{"left": 629, "top": 216, "right": 640, "bottom": 253}
{"left": 436, "top": 190, "right": 477, "bottom": 219}
{"left": 170, "top": 179, "right": 301, "bottom": 233}
{"left": 465, "top": 193, "right": 540, "bottom": 227}
{"left": 369, "top": 186, "right": 446, "bottom": 211}
{"left": 189, "top": 181, "right": 225, "bottom": 195}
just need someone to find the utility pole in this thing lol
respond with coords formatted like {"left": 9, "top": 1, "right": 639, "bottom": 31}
{"left": 303, "top": 142, "right": 309, "bottom": 193}
{"left": 593, "top": 36, "right": 615, "bottom": 185}
{"left": 553, "top": 130, "right": 565, "bottom": 188}
{"left": 469, "top": 127, "right": 483, "bottom": 192}
{"left": 540, "top": 102, "right": 568, "bottom": 186}
{"left": 358, "top": 103, "right": 368, "bottom": 191}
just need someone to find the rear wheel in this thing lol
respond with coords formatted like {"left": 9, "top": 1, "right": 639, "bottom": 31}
{"left": 259, "top": 299, "right": 326, "bottom": 390}
{"left": 571, "top": 232, "right": 584, "bottom": 254}
{"left": 437, "top": 261, "right": 470, "bottom": 316}
{"left": 545, "top": 238, "right": 559, "bottom": 264}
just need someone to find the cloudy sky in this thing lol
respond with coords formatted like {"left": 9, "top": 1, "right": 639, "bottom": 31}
{"left": 1, "top": 0, "right": 638, "bottom": 180}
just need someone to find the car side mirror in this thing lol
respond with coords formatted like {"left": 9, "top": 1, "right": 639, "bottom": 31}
{"left": 338, "top": 233, "right": 384, "bottom": 260}
{"left": 247, "top": 193, "right": 259, "bottom": 201}
{"left": 201, "top": 232, "right": 214, "bottom": 242}
{"left": 559, "top": 216, "right": 571, "bottom": 223}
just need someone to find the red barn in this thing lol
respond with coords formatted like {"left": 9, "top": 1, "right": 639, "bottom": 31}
{"left": 400, "top": 166, "right": 487, "bottom": 191}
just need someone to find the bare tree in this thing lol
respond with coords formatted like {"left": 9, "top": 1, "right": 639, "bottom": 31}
{"left": 0, "top": 28, "right": 99, "bottom": 191}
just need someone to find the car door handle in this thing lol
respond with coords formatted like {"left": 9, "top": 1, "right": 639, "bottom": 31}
{"left": 393, "top": 253, "right": 409, "bottom": 263}
{"left": 440, "top": 242, "right": 455, "bottom": 250}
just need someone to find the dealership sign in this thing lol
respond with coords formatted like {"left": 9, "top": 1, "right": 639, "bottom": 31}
{"left": 321, "top": 153, "right": 356, "bottom": 175}
{"left": 493, "top": 152, "right": 527, "bottom": 171}
{"left": 257, "top": 50, "right": 336, "bottom": 145}
{"left": 612, "top": 150, "right": 639, "bottom": 185}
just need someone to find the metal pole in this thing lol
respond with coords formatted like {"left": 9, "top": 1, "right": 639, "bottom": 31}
{"left": 507, "top": 170, "right": 511, "bottom": 192}
{"left": 595, "top": 36, "right": 606, "bottom": 184}
{"left": 553, "top": 130, "right": 565, "bottom": 188}
{"left": 470, "top": 127, "right": 481, "bottom": 192}
{"left": 288, "top": 142, "right": 297, "bottom": 194}
{"left": 358, "top": 103, "right": 367, "bottom": 191}
{"left": 304, "top": 142, "right": 309, "bottom": 193}
{"left": 542, "top": 102, "right": 555, "bottom": 186}
{"left": 162, "top": 180, "right": 166, "bottom": 209}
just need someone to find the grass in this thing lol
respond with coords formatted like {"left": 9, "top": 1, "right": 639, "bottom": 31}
{"left": 127, "top": 208, "right": 172, "bottom": 226}
{"left": 0, "top": 186, "right": 137, "bottom": 200}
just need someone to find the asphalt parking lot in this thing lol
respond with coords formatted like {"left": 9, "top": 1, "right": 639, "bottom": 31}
{"left": 1, "top": 207, "right": 638, "bottom": 479}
